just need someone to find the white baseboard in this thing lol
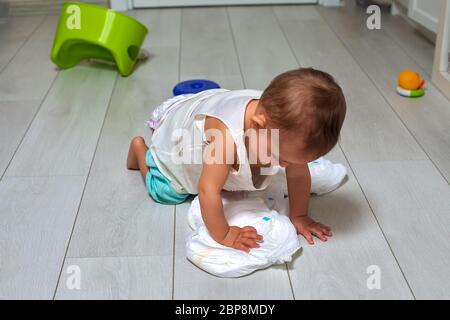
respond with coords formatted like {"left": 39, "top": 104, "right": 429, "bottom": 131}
{"left": 109, "top": 0, "right": 132, "bottom": 11}
{"left": 390, "top": 0, "right": 436, "bottom": 43}
{"left": 112, "top": 0, "right": 342, "bottom": 10}
{"left": 318, "top": 0, "right": 342, "bottom": 6}
{"left": 432, "top": 0, "right": 450, "bottom": 100}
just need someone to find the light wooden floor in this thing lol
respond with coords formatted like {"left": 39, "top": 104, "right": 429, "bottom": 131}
{"left": 1, "top": 3, "right": 449, "bottom": 300}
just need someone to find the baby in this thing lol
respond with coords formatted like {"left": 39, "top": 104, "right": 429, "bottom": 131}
{"left": 127, "top": 68, "right": 346, "bottom": 253}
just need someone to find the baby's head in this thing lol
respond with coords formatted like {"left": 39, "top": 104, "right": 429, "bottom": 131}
{"left": 252, "top": 68, "right": 346, "bottom": 167}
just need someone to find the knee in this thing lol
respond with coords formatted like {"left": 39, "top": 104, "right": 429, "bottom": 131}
{"left": 131, "top": 136, "right": 145, "bottom": 148}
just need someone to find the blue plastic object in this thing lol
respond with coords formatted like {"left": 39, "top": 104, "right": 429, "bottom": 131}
{"left": 173, "top": 79, "right": 220, "bottom": 96}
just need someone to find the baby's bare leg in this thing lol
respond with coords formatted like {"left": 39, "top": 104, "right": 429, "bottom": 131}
{"left": 127, "top": 136, "right": 149, "bottom": 179}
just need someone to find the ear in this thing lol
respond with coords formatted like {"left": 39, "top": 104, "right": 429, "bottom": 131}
{"left": 251, "top": 109, "right": 267, "bottom": 129}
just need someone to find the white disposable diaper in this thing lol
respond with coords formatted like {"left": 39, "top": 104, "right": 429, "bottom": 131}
{"left": 185, "top": 157, "right": 347, "bottom": 278}
{"left": 308, "top": 157, "right": 347, "bottom": 195}
{"left": 186, "top": 192, "right": 300, "bottom": 278}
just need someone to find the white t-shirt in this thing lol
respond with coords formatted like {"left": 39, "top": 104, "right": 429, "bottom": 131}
{"left": 149, "top": 89, "right": 275, "bottom": 194}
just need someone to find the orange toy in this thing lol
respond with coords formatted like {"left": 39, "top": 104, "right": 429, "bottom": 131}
{"left": 398, "top": 70, "right": 422, "bottom": 90}
{"left": 397, "top": 70, "right": 425, "bottom": 98}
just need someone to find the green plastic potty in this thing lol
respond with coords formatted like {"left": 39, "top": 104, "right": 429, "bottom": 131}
{"left": 50, "top": 2, "right": 148, "bottom": 76}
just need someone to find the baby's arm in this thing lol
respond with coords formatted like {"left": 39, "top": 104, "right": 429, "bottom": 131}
{"left": 198, "top": 162, "right": 231, "bottom": 243}
{"left": 197, "top": 117, "right": 263, "bottom": 253}
{"left": 286, "top": 163, "right": 332, "bottom": 244}
{"left": 198, "top": 163, "right": 262, "bottom": 252}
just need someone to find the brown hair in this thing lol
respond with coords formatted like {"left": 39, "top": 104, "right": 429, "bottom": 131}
{"left": 260, "top": 68, "right": 346, "bottom": 156}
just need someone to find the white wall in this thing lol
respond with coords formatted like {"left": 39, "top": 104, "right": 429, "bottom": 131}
{"left": 408, "top": 0, "right": 442, "bottom": 33}
{"left": 2, "top": 0, "right": 107, "bottom": 15}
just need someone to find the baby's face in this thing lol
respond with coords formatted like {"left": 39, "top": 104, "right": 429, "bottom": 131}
{"left": 248, "top": 128, "right": 318, "bottom": 168}
{"left": 277, "top": 138, "right": 318, "bottom": 167}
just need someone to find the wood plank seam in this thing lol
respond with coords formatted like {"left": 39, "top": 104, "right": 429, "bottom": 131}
{"left": 172, "top": 205, "right": 177, "bottom": 300}
{"left": 0, "top": 15, "right": 46, "bottom": 75}
{"left": 315, "top": 7, "right": 450, "bottom": 185}
{"left": 0, "top": 69, "right": 60, "bottom": 181}
{"left": 270, "top": 6, "right": 308, "bottom": 297}
{"left": 52, "top": 73, "right": 120, "bottom": 299}
{"left": 285, "top": 262, "right": 297, "bottom": 300}
{"left": 225, "top": 7, "right": 248, "bottom": 88}
{"left": 172, "top": 9, "right": 183, "bottom": 301}
{"left": 177, "top": 9, "right": 183, "bottom": 88}
{"left": 382, "top": 18, "right": 434, "bottom": 77}
{"left": 272, "top": 5, "right": 416, "bottom": 298}
{"left": 337, "top": 143, "right": 417, "bottom": 299}
{"left": 228, "top": 6, "right": 294, "bottom": 296}
{"left": 271, "top": 5, "right": 303, "bottom": 69}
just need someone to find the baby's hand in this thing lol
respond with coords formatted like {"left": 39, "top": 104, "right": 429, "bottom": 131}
{"left": 291, "top": 216, "right": 332, "bottom": 245}
{"left": 221, "top": 226, "right": 263, "bottom": 253}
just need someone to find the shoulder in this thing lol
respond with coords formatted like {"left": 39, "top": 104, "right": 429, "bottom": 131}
{"left": 204, "top": 116, "right": 234, "bottom": 141}
{"left": 204, "top": 116, "right": 237, "bottom": 164}
{"left": 204, "top": 115, "right": 227, "bottom": 132}
{"left": 204, "top": 116, "right": 232, "bottom": 144}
